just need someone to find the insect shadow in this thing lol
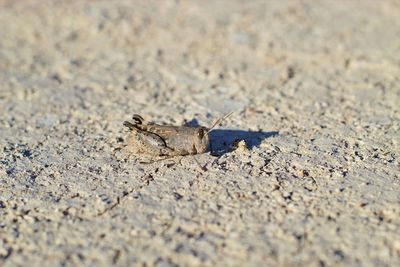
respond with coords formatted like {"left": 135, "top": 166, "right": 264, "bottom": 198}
{"left": 184, "top": 119, "right": 279, "bottom": 156}
{"left": 208, "top": 129, "right": 278, "bottom": 156}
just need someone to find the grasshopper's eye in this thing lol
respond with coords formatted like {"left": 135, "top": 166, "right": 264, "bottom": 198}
{"left": 197, "top": 128, "right": 204, "bottom": 138}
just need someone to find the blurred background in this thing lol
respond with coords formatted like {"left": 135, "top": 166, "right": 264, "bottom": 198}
{"left": 0, "top": 1, "right": 399, "bottom": 266}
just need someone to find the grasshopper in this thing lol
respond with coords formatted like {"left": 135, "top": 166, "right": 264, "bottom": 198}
{"left": 123, "top": 113, "right": 232, "bottom": 162}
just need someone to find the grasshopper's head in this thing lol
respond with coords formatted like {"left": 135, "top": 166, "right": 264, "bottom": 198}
{"left": 192, "top": 112, "right": 232, "bottom": 154}
{"left": 193, "top": 127, "right": 210, "bottom": 154}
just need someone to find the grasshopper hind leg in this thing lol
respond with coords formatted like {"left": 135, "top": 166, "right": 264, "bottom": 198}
{"left": 123, "top": 114, "right": 144, "bottom": 129}
{"left": 132, "top": 114, "right": 144, "bottom": 124}
{"left": 132, "top": 128, "right": 176, "bottom": 157}
{"left": 123, "top": 121, "right": 137, "bottom": 130}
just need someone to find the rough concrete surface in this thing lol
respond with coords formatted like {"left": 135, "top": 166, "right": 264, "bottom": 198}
{"left": 0, "top": 0, "right": 399, "bottom": 266}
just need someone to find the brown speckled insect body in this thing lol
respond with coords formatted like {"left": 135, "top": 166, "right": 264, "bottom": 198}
{"left": 123, "top": 114, "right": 211, "bottom": 158}
{"left": 123, "top": 113, "right": 233, "bottom": 163}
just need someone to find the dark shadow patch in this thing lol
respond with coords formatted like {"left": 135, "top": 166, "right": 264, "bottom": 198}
{"left": 183, "top": 118, "right": 200, "bottom": 127}
{"left": 209, "top": 129, "right": 278, "bottom": 156}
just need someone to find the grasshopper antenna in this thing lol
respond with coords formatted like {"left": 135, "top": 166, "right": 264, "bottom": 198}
{"left": 206, "top": 112, "right": 233, "bottom": 135}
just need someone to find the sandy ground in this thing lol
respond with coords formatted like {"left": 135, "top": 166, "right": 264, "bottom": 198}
{"left": 0, "top": 0, "right": 399, "bottom": 266}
